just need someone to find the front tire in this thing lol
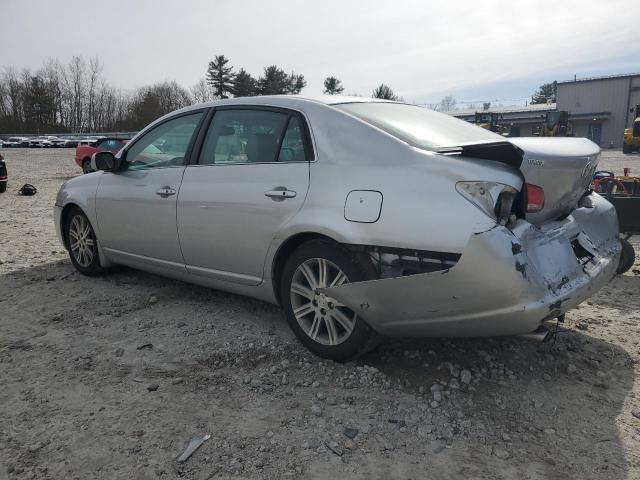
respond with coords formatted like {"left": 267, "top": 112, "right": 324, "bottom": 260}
{"left": 65, "top": 207, "right": 104, "bottom": 276}
{"left": 280, "top": 240, "right": 379, "bottom": 361}
{"left": 82, "top": 159, "right": 92, "bottom": 174}
{"left": 622, "top": 142, "right": 632, "bottom": 154}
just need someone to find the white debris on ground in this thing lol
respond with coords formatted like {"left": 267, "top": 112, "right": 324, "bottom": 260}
{"left": 0, "top": 148, "right": 639, "bottom": 479}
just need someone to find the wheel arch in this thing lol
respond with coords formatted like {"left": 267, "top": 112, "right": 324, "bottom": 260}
{"left": 60, "top": 203, "right": 98, "bottom": 250}
{"left": 270, "top": 232, "right": 337, "bottom": 305}
{"left": 60, "top": 202, "right": 113, "bottom": 269}
{"left": 60, "top": 202, "right": 82, "bottom": 249}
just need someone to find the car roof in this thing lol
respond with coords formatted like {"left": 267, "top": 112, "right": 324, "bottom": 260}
{"left": 179, "top": 94, "right": 397, "bottom": 113}
{"left": 131, "top": 95, "right": 402, "bottom": 143}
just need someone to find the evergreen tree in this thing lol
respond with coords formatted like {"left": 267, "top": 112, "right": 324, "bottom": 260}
{"left": 286, "top": 72, "right": 306, "bottom": 94}
{"left": 531, "top": 81, "right": 557, "bottom": 104}
{"left": 372, "top": 83, "right": 398, "bottom": 100}
{"left": 258, "top": 66, "right": 290, "bottom": 95}
{"left": 323, "top": 76, "right": 344, "bottom": 95}
{"left": 206, "top": 55, "right": 235, "bottom": 99}
{"left": 231, "top": 68, "right": 257, "bottom": 97}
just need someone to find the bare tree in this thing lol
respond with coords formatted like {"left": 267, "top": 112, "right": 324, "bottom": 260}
{"left": 127, "top": 81, "right": 192, "bottom": 128}
{"left": 86, "top": 57, "right": 103, "bottom": 131}
{"left": 67, "top": 56, "right": 87, "bottom": 132}
{"left": 0, "top": 67, "right": 25, "bottom": 130}
{"left": 437, "top": 95, "right": 457, "bottom": 112}
{"left": 0, "top": 54, "right": 312, "bottom": 133}
{"left": 190, "top": 78, "right": 215, "bottom": 104}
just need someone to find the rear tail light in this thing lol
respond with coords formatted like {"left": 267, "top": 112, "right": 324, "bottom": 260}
{"left": 456, "top": 181, "right": 518, "bottom": 225}
{"left": 494, "top": 189, "right": 517, "bottom": 225}
{"left": 524, "top": 183, "right": 545, "bottom": 213}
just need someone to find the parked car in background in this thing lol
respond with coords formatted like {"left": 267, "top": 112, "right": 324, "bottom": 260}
{"left": 61, "top": 137, "right": 79, "bottom": 148}
{"left": 0, "top": 154, "right": 7, "bottom": 193}
{"left": 45, "top": 136, "right": 67, "bottom": 147}
{"left": 75, "top": 137, "right": 129, "bottom": 173}
{"left": 77, "top": 138, "right": 98, "bottom": 147}
{"left": 3, "top": 136, "right": 29, "bottom": 148}
{"left": 28, "top": 137, "right": 53, "bottom": 148}
{"left": 54, "top": 96, "right": 621, "bottom": 360}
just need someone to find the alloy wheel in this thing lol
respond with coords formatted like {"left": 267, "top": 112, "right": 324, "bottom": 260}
{"left": 69, "top": 214, "right": 95, "bottom": 268}
{"left": 290, "top": 258, "right": 357, "bottom": 346}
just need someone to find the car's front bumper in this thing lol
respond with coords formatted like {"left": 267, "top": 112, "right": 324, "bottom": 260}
{"left": 320, "top": 193, "right": 620, "bottom": 337}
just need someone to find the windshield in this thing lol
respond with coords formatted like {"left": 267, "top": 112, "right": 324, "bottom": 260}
{"left": 335, "top": 102, "right": 503, "bottom": 151}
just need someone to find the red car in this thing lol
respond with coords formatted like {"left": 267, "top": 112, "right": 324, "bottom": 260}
{"left": 75, "top": 138, "right": 128, "bottom": 174}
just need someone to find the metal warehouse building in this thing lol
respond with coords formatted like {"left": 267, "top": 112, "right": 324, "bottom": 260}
{"left": 557, "top": 73, "right": 640, "bottom": 148}
{"left": 451, "top": 73, "right": 640, "bottom": 148}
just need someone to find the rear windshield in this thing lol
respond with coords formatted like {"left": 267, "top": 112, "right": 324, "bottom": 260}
{"left": 335, "top": 102, "right": 503, "bottom": 151}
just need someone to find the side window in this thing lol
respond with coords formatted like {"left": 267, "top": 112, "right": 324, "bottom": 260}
{"left": 278, "top": 117, "right": 307, "bottom": 162}
{"left": 125, "top": 112, "right": 203, "bottom": 170}
{"left": 97, "top": 139, "right": 121, "bottom": 151}
{"left": 199, "top": 109, "right": 308, "bottom": 165}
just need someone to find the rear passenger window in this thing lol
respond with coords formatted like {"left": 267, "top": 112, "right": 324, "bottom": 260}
{"left": 278, "top": 117, "right": 307, "bottom": 162}
{"left": 199, "top": 109, "right": 309, "bottom": 165}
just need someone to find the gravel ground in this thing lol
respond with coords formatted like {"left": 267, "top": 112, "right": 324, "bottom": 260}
{"left": 0, "top": 148, "right": 639, "bottom": 480}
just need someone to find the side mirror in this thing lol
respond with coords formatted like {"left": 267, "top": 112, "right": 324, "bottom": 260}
{"left": 91, "top": 151, "right": 120, "bottom": 172}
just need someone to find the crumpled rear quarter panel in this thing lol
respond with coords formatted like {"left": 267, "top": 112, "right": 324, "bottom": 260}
{"left": 319, "top": 194, "right": 620, "bottom": 337}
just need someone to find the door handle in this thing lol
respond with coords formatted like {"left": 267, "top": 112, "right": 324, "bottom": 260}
{"left": 156, "top": 186, "right": 176, "bottom": 198}
{"left": 265, "top": 189, "right": 296, "bottom": 200}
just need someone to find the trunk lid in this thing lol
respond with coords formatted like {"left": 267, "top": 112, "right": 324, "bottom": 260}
{"left": 508, "top": 137, "right": 600, "bottom": 224}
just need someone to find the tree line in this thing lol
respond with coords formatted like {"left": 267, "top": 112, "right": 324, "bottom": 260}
{"left": 0, "top": 56, "right": 194, "bottom": 134}
{"left": 0, "top": 53, "right": 473, "bottom": 134}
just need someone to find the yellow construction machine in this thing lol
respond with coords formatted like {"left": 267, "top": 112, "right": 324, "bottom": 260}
{"left": 623, "top": 104, "right": 640, "bottom": 153}
{"left": 538, "top": 111, "right": 573, "bottom": 137}
{"left": 474, "top": 112, "right": 507, "bottom": 135}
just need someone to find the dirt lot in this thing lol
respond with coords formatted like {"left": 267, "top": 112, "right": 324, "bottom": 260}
{"left": 1, "top": 148, "right": 639, "bottom": 480}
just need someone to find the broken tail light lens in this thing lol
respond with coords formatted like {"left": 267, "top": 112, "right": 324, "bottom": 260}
{"left": 524, "top": 183, "right": 545, "bottom": 213}
{"left": 455, "top": 181, "right": 519, "bottom": 225}
{"left": 494, "top": 189, "right": 517, "bottom": 225}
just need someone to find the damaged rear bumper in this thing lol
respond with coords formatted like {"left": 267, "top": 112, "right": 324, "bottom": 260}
{"left": 320, "top": 193, "right": 620, "bottom": 337}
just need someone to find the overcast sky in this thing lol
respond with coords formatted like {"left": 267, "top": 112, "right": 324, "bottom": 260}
{"left": 1, "top": 0, "right": 638, "bottom": 105}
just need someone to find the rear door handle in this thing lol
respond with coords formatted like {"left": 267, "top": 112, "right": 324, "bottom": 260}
{"left": 265, "top": 189, "right": 296, "bottom": 199}
{"left": 156, "top": 186, "right": 176, "bottom": 198}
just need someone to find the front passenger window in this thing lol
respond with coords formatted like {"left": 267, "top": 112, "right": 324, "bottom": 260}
{"left": 125, "top": 112, "right": 203, "bottom": 170}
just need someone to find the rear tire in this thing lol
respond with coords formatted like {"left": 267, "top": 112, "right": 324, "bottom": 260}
{"left": 280, "top": 240, "right": 380, "bottom": 361}
{"left": 622, "top": 143, "right": 632, "bottom": 154}
{"left": 65, "top": 207, "right": 104, "bottom": 276}
{"left": 0, "top": 182, "right": 6, "bottom": 194}
{"left": 617, "top": 238, "right": 635, "bottom": 275}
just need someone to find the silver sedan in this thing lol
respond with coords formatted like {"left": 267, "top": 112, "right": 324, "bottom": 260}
{"left": 54, "top": 96, "right": 620, "bottom": 360}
